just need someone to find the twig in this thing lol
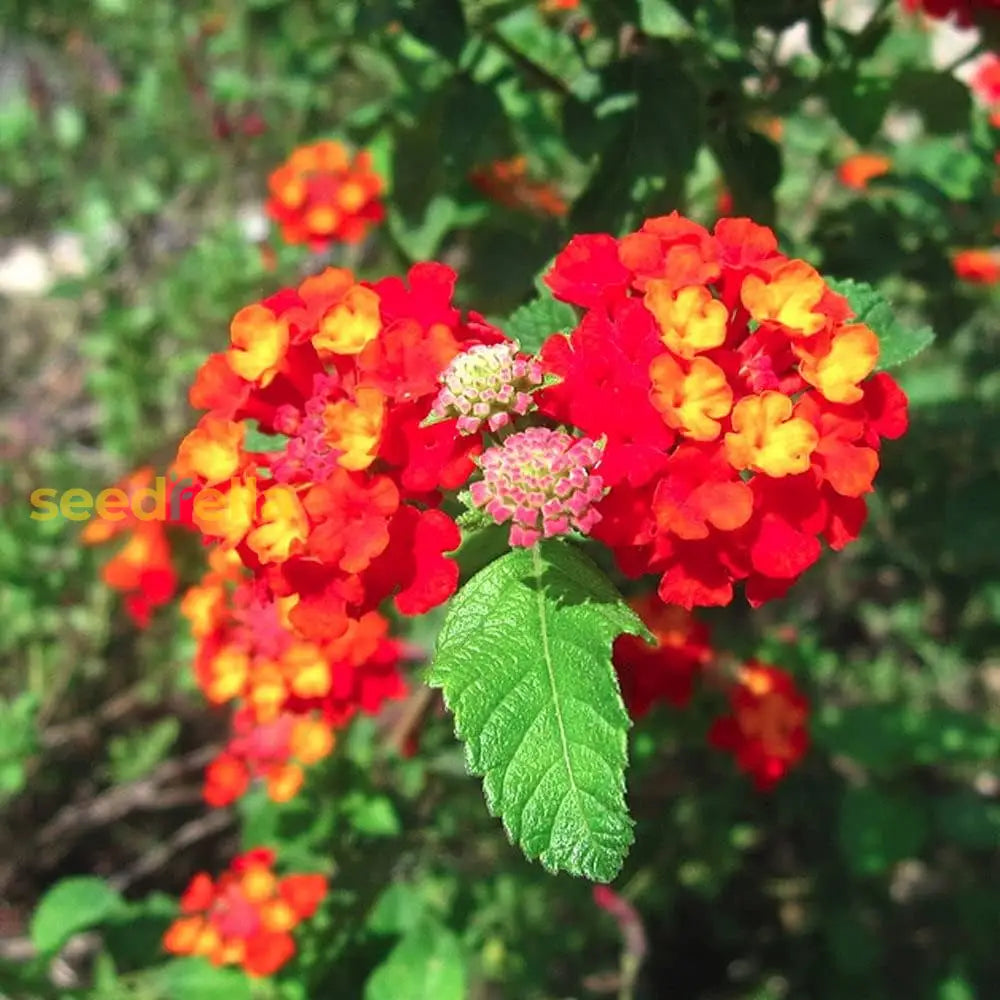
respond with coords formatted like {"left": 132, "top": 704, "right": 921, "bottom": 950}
{"left": 36, "top": 744, "right": 219, "bottom": 848}
{"left": 109, "top": 808, "right": 234, "bottom": 892}
{"left": 382, "top": 686, "right": 434, "bottom": 756}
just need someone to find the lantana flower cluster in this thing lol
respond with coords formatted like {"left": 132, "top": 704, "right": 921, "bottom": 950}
{"left": 538, "top": 213, "right": 909, "bottom": 609}
{"left": 614, "top": 594, "right": 809, "bottom": 789}
{"left": 84, "top": 205, "right": 908, "bottom": 974}
{"left": 169, "top": 261, "right": 542, "bottom": 811}
{"left": 80, "top": 467, "right": 183, "bottom": 627}
{"left": 266, "top": 140, "right": 384, "bottom": 250}
{"left": 164, "top": 848, "right": 326, "bottom": 977}
{"left": 180, "top": 544, "right": 404, "bottom": 807}
{"left": 901, "top": 0, "right": 1000, "bottom": 28}
{"left": 469, "top": 156, "right": 568, "bottom": 217}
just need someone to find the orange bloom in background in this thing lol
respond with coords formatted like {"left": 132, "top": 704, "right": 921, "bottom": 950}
{"left": 613, "top": 594, "right": 714, "bottom": 716}
{"left": 164, "top": 849, "right": 327, "bottom": 977}
{"left": 469, "top": 156, "right": 568, "bottom": 217}
{"left": 953, "top": 248, "right": 1000, "bottom": 284}
{"left": 80, "top": 466, "right": 188, "bottom": 627}
{"left": 709, "top": 661, "right": 809, "bottom": 790}
{"left": 267, "top": 140, "right": 384, "bottom": 250}
{"left": 837, "top": 153, "right": 892, "bottom": 190}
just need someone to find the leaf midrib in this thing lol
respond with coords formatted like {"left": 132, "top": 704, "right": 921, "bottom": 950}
{"left": 531, "top": 543, "right": 587, "bottom": 842}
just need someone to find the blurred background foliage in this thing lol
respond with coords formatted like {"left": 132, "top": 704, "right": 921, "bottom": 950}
{"left": 0, "top": 0, "right": 998, "bottom": 997}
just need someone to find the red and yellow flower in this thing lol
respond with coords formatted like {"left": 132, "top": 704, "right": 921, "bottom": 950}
{"left": 163, "top": 849, "right": 327, "bottom": 976}
{"left": 266, "top": 140, "right": 384, "bottom": 250}
{"left": 538, "top": 212, "right": 908, "bottom": 610}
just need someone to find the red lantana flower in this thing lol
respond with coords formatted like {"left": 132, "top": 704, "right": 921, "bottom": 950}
{"left": 266, "top": 140, "right": 384, "bottom": 250}
{"left": 163, "top": 849, "right": 327, "bottom": 977}
{"left": 708, "top": 662, "right": 809, "bottom": 790}
{"left": 538, "top": 213, "right": 909, "bottom": 611}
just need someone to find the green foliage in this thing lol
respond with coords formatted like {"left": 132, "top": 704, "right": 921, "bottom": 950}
{"left": 826, "top": 277, "right": 936, "bottom": 370}
{"left": 430, "top": 540, "right": 644, "bottom": 880}
{"left": 0, "top": 693, "right": 38, "bottom": 803}
{"left": 31, "top": 877, "right": 126, "bottom": 954}
{"left": 503, "top": 292, "right": 576, "bottom": 354}
{"left": 365, "top": 919, "right": 466, "bottom": 1000}
{"left": 3, "top": 0, "right": 1000, "bottom": 998}
{"left": 151, "top": 958, "right": 253, "bottom": 1000}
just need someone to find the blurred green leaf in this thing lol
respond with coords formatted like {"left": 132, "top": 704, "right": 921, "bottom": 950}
{"left": 151, "top": 958, "right": 253, "bottom": 1000}
{"left": 892, "top": 70, "right": 972, "bottom": 135}
{"left": 31, "top": 877, "right": 126, "bottom": 954}
{"left": 826, "top": 72, "right": 891, "bottom": 145}
{"left": 108, "top": 717, "right": 179, "bottom": 784}
{"left": 637, "top": 0, "right": 692, "bottom": 38}
{"left": 838, "top": 786, "right": 928, "bottom": 875}
{"left": 364, "top": 920, "right": 466, "bottom": 1000}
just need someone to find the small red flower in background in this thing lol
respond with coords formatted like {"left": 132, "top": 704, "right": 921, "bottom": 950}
{"left": 708, "top": 662, "right": 809, "bottom": 790}
{"left": 163, "top": 848, "right": 326, "bottom": 977}
{"left": 969, "top": 55, "right": 1000, "bottom": 128}
{"left": 901, "top": 0, "right": 1000, "bottom": 27}
{"left": 953, "top": 248, "right": 1000, "bottom": 284}
{"left": 80, "top": 467, "right": 189, "bottom": 627}
{"left": 266, "top": 140, "right": 384, "bottom": 250}
{"left": 837, "top": 153, "right": 892, "bottom": 190}
{"left": 469, "top": 156, "right": 568, "bottom": 217}
{"left": 613, "top": 595, "right": 713, "bottom": 717}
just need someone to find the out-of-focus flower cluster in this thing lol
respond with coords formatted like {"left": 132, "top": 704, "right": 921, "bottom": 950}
{"left": 80, "top": 467, "right": 185, "bottom": 627}
{"left": 164, "top": 848, "right": 326, "bottom": 977}
{"left": 614, "top": 594, "right": 809, "bottom": 789}
{"left": 266, "top": 140, "right": 384, "bottom": 250}
{"left": 182, "top": 545, "right": 403, "bottom": 807}
{"left": 902, "top": 0, "right": 1000, "bottom": 29}
{"left": 469, "top": 156, "right": 568, "bottom": 217}
{"left": 539, "top": 213, "right": 909, "bottom": 610}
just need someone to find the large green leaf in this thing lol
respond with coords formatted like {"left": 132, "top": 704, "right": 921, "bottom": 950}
{"left": 364, "top": 920, "right": 466, "bottom": 1000}
{"left": 428, "top": 540, "right": 646, "bottom": 880}
{"left": 31, "top": 877, "right": 126, "bottom": 954}
{"left": 826, "top": 277, "right": 935, "bottom": 371}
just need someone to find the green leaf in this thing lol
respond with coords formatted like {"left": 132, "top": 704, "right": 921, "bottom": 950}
{"left": 364, "top": 920, "right": 466, "bottom": 1000}
{"left": 637, "top": 0, "right": 691, "bottom": 37}
{"left": 107, "top": 717, "right": 179, "bottom": 784}
{"left": 932, "top": 791, "right": 1000, "bottom": 849}
{"left": 344, "top": 793, "right": 402, "bottom": 837}
{"left": 711, "top": 126, "right": 782, "bottom": 225}
{"left": 826, "top": 72, "right": 891, "bottom": 145}
{"left": 243, "top": 419, "right": 286, "bottom": 453}
{"left": 838, "top": 787, "right": 928, "bottom": 875}
{"left": 367, "top": 883, "right": 428, "bottom": 936}
{"left": 31, "top": 877, "right": 126, "bottom": 953}
{"left": 892, "top": 70, "right": 972, "bottom": 135}
{"left": 571, "top": 50, "right": 702, "bottom": 233}
{"left": 152, "top": 958, "right": 253, "bottom": 1000}
{"left": 429, "top": 540, "right": 645, "bottom": 880}
{"left": 504, "top": 294, "right": 577, "bottom": 355}
{"left": 825, "top": 277, "right": 934, "bottom": 370}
